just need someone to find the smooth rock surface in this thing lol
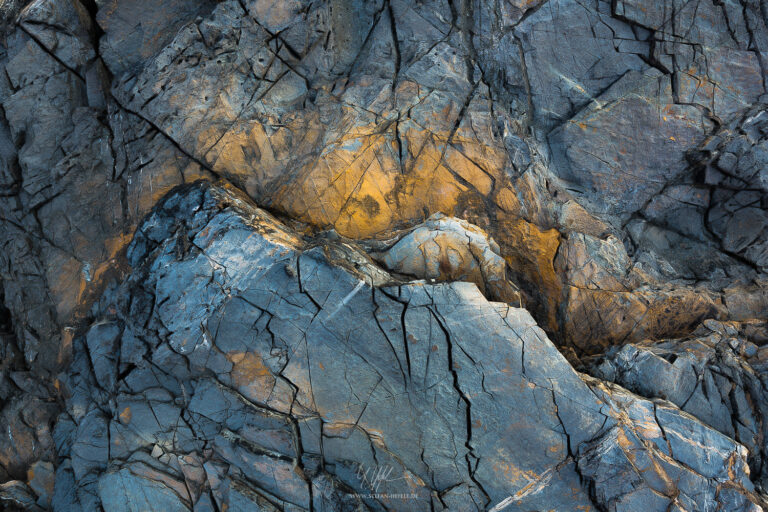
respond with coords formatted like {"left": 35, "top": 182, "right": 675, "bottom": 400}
{"left": 372, "top": 213, "right": 522, "bottom": 304}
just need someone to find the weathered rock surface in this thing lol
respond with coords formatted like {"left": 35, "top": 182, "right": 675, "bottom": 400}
{"left": 0, "top": 0, "right": 767, "bottom": 509}
{"left": 49, "top": 183, "right": 767, "bottom": 511}
{"left": 2, "top": 0, "right": 765, "bottom": 367}
{"left": 371, "top": 213, "right": 522, "bottom": 304}
{"left": 589, "top": 319, "right": 768, "bottom": 489}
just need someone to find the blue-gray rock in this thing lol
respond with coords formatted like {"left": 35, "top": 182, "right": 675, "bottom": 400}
{"left": 50, "top": 183, "right": 766, "bottom": 511}
{"left": 589, "top": 319, "right": 768, "bottom": 490}
{"left": 1, "top": 1, "right": 768, "bottom": 511}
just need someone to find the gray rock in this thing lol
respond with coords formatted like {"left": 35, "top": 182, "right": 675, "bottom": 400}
{"left": 96, "top": 0, "right": 218, "bottom": 77}
{"left": 98, "top": 468, "right": 190, "bottom": 512}
{"left": 589, "top": 320, "right": 768, "bottom": 489}
{"left": 0, "top": 479, "right": 42, "bottom": 511}
{"left": 616, "top": 0, "right": 766, "bottom": 121}
{"left": 549, "top": 69, "right": 712, "bottom": 220}
{"left": 579, "top": 379, "right": 762, "bottom": 511}
{"left": 2, "top": 1, "right": 768, "bottom": 511}
{"left": 372, "top": 213, "right": 522, "bottom": 304}
{"left": 51, "top": 183, "right": 766, "bottom": 511}
{"left": 0, "top": 395, "right": 57, "bottom": 482}
{"left": 515, "top": 0, "right": 648, "bottom": 129}
{"left": 84, "top": 321, "right": 121, "bottom": 392}
{"left": 27, "top": 460, "right": 54, "bottom": 508}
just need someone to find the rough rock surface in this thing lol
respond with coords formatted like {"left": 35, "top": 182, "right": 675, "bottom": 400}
{"left": 589, "top": 319, "right": 768, "bottom": 488}
{"left": 47, "top": 183, "right": 768, "bottom": 511}
{"left": 370, "top": 213, "right": 522, "bottom": 304}
{"left": 0, "top": 0, "right": 766, "bottom": 509}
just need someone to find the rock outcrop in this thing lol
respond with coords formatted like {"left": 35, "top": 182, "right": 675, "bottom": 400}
{"left": 44, "top": 183, "right": 768, "bottom": 511}
{"left": 370, "top": 213, "right": 522, "bottom": 304}
{"left": 0, "top": 0, "right": 766, "bottom": 509}
{"left": 589, "top": 319, "right": 768, "bottom": 489}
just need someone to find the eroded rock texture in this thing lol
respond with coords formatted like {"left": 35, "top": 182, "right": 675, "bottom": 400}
{"left": 0, "top": 0, "right": 766, "bottom": 510}
{"left": 42, "top": 183, "right": 768, "bottom": 511}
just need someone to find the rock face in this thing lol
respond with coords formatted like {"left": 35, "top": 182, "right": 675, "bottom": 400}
{"left": 0, "top": 0, "right": 766, "bottom": 510}
{"left": 46, "top": 183, "right": 767, "bottom": 511}
{"left": 589, "top": 319, "right": 768, "bottom": 489}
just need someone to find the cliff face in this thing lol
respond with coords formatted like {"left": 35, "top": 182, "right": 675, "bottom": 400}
{"left": 0, "top": 0, "right": 767, "bottom": 510}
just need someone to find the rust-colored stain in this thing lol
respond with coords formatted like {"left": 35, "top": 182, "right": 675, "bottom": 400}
{"left": 228, "top": 352, "right": 273, "bottom": 386}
